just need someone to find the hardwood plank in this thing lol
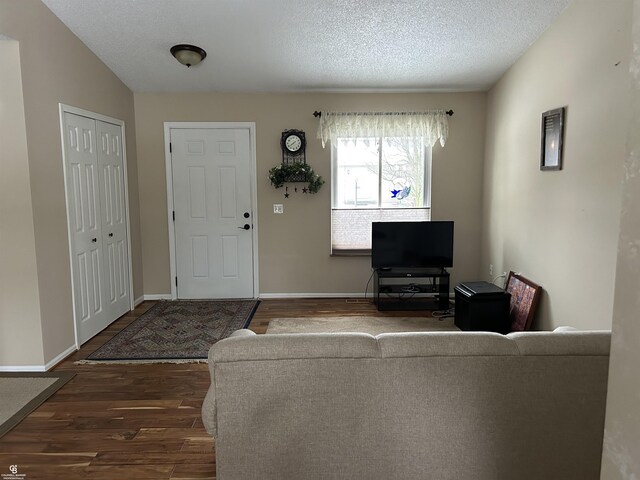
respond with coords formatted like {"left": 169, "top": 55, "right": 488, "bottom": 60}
{"left": 3, "top": 430, "right": 138, "bottom": 443}
{"left": 171, "top": 463, "right": 216, "bottom": 479}
{"left": 91, "top": 452, "right": 214, "bottom": 466}
{"left": 0, "top": 453, "right": 96, "bottom": 467}
{"left": 36, "top": 400, "right": 183, "bottom": 412}
{"left": 5, "top": 465, "right": 172, "bottom": 480}
{"left": 41, "top": 439, "right": 186, "bottom": 454}
{"left": 180, "top": 438, "right": 215, "bottom": 453}
{"left": 134, "top": 428, "right": 212, "bottom": 441}
{"left": 0, "top": 442, "right": 49, "bottom": 453}
{"left": 82, "top": 465, "right": 174, "bottom": 479}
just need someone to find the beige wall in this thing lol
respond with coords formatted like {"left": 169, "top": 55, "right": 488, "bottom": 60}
{"left": 134, "top": 92, "right": 486, "bottom": 296}
{"left": 0, "top": 38, "right": 44, "bottom": 366}
{"left": 0, "top": 0, "right": 142, "bottom": 366}
{"left": 482, "top": 0, "right": 632, "bottom": 330}
{"left": 601, "top": 1, "right": 640, "bottom": 477}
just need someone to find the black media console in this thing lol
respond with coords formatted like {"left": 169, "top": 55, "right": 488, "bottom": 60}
{"left": 373, "top": 267, "right": 450, "bottom": 311}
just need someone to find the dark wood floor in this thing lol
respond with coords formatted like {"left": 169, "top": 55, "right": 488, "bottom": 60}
{"left": 0, "top": 298, "right": 413, "bottom": 479}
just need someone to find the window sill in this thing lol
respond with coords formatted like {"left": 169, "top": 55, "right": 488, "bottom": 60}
{"left": 330, "top": 249, "right": 371, "bottom": 257}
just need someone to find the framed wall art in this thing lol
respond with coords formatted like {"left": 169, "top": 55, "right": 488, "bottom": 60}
{"left": 540, "top": 107, "right": 565, "bottom": 171}
{"left": 505, "top": 271, "right": 542, "bottom": 332}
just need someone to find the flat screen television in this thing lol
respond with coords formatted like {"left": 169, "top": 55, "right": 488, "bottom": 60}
{"left": 371, "top": 221, "right": 454, "bottom": 269}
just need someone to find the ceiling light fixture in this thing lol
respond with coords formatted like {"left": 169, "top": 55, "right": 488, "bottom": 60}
{"left": 170, "top": 44, "right": 207, "bottom": 68}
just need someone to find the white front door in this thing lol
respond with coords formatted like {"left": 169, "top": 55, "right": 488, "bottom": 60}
{"left": 170, "top": 127, "right": 255, "bottom": 299}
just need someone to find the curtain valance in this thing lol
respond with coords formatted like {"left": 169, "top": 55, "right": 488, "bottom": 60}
{"left": 316, "top": 111, "right": 449, "bottom": 148}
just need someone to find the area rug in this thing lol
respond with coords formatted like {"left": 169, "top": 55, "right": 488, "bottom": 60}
{"left": 266, "top": 316, "right": 459, "bottom": 335}
{"left": 0, "top": 372, "right": 75, "bottom": 438}
{"left": 80, "top": 299, "right": 260, "bottom": 364}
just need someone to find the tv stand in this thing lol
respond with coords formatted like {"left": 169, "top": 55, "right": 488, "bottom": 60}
{"left": 373, "top": 267, "right": 450, "bottom": 311}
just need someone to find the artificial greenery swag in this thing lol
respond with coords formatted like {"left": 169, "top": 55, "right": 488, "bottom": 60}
{"left": 268, "top": 163, "right": 325, "bottom": 194}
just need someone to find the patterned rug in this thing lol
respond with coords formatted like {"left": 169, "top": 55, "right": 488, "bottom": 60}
{"left": 81, "top": 299, "right": 260, "bottom": 364}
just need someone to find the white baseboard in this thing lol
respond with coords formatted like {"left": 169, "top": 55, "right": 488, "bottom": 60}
{"left": 0, "top": 344, "right": 77, "bottom": 372}
{"left": 135, "top": 287, "right": 455, "bottom": 305}
{"left": 259, "top": 293, "right": 366, "bottom": 299}
{"left": 0, "top": 365, "right": 47, "bottom": 372}
{"left": 138, "top": 293, "right": 453, "bottom": 302}
{"left": 45, "top": 344, "right": 77, "bottom": 370}
{"left": 143, "top": 294, "right": 173, "bottom": 301}
{"left": 143, "top": 293, "right": 380, "bottom": 300}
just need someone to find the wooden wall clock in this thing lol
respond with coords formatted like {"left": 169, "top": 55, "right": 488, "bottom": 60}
{"left": 281, "top": 129, "right": 306, "bottom": 164}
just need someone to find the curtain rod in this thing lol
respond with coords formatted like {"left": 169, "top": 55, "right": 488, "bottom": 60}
{"left": 313, "top": 110, "right": 454, "bottom": 118}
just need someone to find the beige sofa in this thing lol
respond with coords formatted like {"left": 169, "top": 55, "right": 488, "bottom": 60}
{"left": 202, "top": 328, "right": 610, "bottom": 480}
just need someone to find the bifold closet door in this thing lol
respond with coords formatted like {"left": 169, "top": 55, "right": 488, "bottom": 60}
{"left": 96, "top": 120, "right": 130, "bottom": 320}
{"left": 63, "top": 112, "right": 130, "bottom": 344}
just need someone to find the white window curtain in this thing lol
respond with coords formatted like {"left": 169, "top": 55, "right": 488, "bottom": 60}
{"left": 316, "top": 111, "right": 449, "bottom": 148}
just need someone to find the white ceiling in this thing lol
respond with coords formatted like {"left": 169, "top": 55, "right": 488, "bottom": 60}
{"left": 41, "top": 0, "right": 570, "bottom": 93}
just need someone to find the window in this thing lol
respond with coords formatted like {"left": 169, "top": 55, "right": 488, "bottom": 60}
{"left": 318, "top": 109, "right": 449, "bottom": 253}
{"left": 331, "top": 137, "right": 431, "bottom": 253}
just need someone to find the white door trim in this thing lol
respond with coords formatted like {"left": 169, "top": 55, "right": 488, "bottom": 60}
{"left": 164, "top": 122, "right": 259, "bottom": 300}
{"left": 59, "top": 103, "right": 135, "bottom": 350}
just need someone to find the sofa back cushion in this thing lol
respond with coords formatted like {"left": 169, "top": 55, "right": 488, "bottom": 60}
{"left": 507, "top": 330, "right": 611, "bottom": 355}
{"left": 211, "top": 332, "right": 380, "bottom": 362}
{"left": 377, "top": 331, "right": 519, "bottom": 356}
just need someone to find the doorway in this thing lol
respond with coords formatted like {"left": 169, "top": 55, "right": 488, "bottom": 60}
{"left": 165, "top": 123, "right": 258, "bottom": 299}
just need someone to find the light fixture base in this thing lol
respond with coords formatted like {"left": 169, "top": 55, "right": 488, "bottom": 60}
{"left": 170, "top": 44, "right": 207, "bottom": 67}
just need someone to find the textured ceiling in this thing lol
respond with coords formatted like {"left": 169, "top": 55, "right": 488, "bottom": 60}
{"left": 41, "top": 0, "right": 570, "bottom": 93}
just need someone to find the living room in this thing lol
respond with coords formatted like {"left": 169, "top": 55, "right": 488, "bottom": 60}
{"left": 1, "top": 0, "right": 638, "bottom": 478}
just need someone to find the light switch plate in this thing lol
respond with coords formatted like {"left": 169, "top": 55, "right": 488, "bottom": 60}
{"left": 273, "top": 204, "right": 284, "bottom": 214}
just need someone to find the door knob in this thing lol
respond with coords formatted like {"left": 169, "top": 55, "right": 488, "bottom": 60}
{"left": 91, "top": 238, "right": 97, "bottom": 243}
{"left": 238, "top": 224, "right": 251, "bottom": 230}
{"left": 108, "top": 233, "right": 114, "bottom": 237}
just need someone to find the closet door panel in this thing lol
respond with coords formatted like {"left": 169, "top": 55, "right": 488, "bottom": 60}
{"left": 97, "top": 120, "right": 130, "bottom": 320}
{"left": 63, "top": 112, "right": 108, "bottom": 344}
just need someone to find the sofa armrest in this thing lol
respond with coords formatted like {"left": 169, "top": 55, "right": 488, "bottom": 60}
{"left": 554, "top": 326, "right": 578, "bottom": 332}
{"left": 202, "top": 329, "right": 256, "bottom": 437}
{"left": 228, "top": 328, "right": 257, "bottom": 338}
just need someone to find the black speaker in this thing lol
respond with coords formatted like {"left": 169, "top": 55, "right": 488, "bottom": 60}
{"left": 454, "top": 282, "right": 511, "bottom": 334}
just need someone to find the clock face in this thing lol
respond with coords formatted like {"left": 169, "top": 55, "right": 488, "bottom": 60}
{"left": 285, "top": 134, "right": 302, "bottom": 153}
